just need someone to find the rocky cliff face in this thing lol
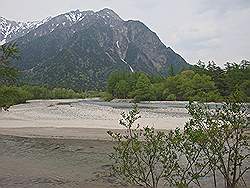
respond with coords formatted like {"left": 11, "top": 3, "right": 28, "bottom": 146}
{"left": 1, "top": 8, "right": 189, "bottom": 89}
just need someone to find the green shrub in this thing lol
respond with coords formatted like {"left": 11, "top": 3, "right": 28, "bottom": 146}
{"left": 166, "top": 94, "right": 176, "bottom": 101}
{"left": 108, "top": 106, "right": 176, "bottom": 188}
{"left": 0, "top": 86, "right": 31, "bottom": 107}
{"left": 100, "top": 92, "right": 113, "bottom": 101}
{"left": 108, "top": 100, "right": 250, "bottom": 188}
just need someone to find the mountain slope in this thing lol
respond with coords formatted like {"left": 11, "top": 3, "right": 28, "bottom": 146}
{"left": 4, "top": 8, "right": 189, "bottom": 90}
{"left": 0, "top": 16, "right": 51, "bottom": 45}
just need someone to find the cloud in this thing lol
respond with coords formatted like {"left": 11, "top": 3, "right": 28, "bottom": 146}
{"left": 161, "top": 0, "right": 250, "bottom": 64}
{"left": 197, "top": 0, "right": 250, "bottom": 15}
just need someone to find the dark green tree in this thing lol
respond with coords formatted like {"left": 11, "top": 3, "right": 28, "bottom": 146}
{"left": 168, "top": 64, "right": 175, "bottom": 77}
{"left": 115, "top": 80, "right": 130, "bottom": 98}
{"left": 133, "top": 74, "right": 153, "bottom": 102}
{"left": 0, "top": 43, "right": 19, "bottom": 65}
{"left": 0, "top": 43, "right": 19, "bottom": 85}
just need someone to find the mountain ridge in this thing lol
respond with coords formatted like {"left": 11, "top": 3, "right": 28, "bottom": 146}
{"left": 0, "top": 16, "right": 52, "bottom": 45}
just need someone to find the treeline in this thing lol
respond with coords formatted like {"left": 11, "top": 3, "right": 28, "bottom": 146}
{"left": 107, "top": 60, "right": 250, "bottom": 102}
{"left": 0, "top": 85, "right": 87, "bottom": 108}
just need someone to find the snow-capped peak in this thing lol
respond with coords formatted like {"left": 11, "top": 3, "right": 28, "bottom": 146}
{"left": 35, "top": 16, "right": 52, "bottom": 27}
{"left": 64, "top": 10, "right": 89, "bottom": 23}
{"left": 0, "top": 8, "right": 121, "bottom": 45}
{"left": 0, "top": 16, "right": 51, "bottom": 45}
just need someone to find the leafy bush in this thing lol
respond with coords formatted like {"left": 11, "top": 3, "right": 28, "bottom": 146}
{"left": 185, "top": 100, "right": 249, "bottom": 188}
{"left": 166, "top": 94, "right": 176, "bottom": 101}
{"left": 0, "top": 86, "right": 31, "bottom": 108}
{"left": 108, "top": 106, "right": 177, "bottom": 188}
{"left": 108, "top": 100, "right": 249, "bottom": 188}
{"left": 100, "top": 92, "right": 113, "bottom": 101}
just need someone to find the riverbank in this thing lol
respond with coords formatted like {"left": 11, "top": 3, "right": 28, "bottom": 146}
{"left": 0, "top": 99, "right": 188, "bottom": 139}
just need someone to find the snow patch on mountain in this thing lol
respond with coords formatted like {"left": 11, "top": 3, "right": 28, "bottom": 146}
{"left": 35, "top": 16, "right": 52, "bottom": 28}
{"left": 0, "top": 39, "right": 6, "bottom": 45}
{"left": 116, "top": 41, "right": 120, "bottom": 48}
{"left": 64, "top": 10, "right": 87, "bottom": 23}
{"left": 121, "top": 58, "right": 134, "bottom": 73}
{"left": 0, "top": 16, "right": 51, "bottom": 44}
{"left": 115, "top": 40, "right": 133, "bottom": 72}
{"left": 0, "top": 9, "right": 121, "bottom": 45}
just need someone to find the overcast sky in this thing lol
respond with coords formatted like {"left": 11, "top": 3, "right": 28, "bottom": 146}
{"left": 1, "top": 0, "right": 250, "bottom": 66}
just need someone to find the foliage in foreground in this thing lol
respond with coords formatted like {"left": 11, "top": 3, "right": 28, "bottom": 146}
{"left": 108, "top": 100, "right": 249, "bottom": 188}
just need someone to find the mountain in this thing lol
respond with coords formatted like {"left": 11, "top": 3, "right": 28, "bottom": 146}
{"left": 0, "top": 16, "right": 51, "bottom": 45}
{"left": 2, "top": 8, "right": 190, "bottom": 90}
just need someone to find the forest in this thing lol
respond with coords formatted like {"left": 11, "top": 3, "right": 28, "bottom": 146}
{"left": 107, "top": 60, "right": 250, "bottom": 102}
